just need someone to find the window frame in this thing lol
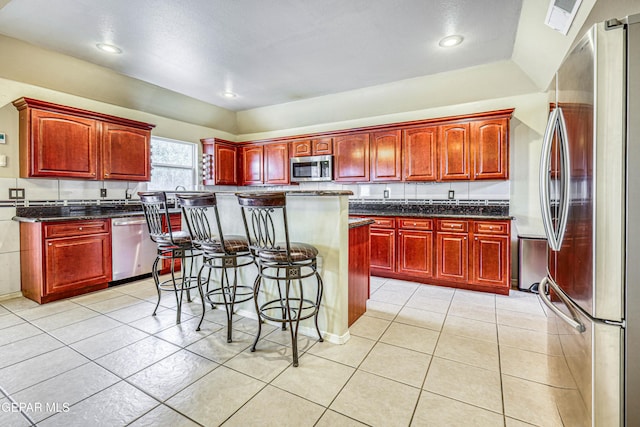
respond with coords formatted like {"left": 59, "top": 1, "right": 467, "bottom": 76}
{"left": 149, "top": 136, "right": 198, "bottom": 191}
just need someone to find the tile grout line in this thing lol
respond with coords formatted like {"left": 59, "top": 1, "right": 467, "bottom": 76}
{"left": 0, "top": 382, "right": 38, "bottom": 426}
{"left": 1, "top": 277, "right": 556, "bottom": 426}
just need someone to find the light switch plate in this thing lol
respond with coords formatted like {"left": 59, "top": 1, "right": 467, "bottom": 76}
{"left": 0, "top": 133, "right": 5, "bottom": 144}
{"left": 100, "top": 188, "right": 107, "bottom": 198}
{"left": 448, "top": 190, "right": 455, "bottom": 199}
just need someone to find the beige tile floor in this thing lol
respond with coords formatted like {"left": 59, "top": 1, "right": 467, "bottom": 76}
{"left": 0, "top": 276, "right": 587, "bottom": 427}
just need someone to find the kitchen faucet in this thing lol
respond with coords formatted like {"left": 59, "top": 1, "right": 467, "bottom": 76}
{"left": 174, "top": 185, "right": 187, "bottom": 208}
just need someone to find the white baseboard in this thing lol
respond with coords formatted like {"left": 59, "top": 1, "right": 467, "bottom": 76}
{"left": 0, "top": 292, "right": 23, "bottom": 302}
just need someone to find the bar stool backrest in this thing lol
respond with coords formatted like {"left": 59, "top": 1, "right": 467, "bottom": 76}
{"left": 237, "top": 192, "right": 292, "bottom": 261}
{"left": 177, "top": 193, "right": 228, "bottom": 253}
{"left": 138, "top": 191, "right": 179, "bottom": 246}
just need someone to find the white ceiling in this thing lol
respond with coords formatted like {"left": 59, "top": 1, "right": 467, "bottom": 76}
{"left": 0, "top": 0, "right": 524, "bottom": 111}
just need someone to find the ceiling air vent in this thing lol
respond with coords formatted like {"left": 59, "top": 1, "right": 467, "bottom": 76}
{"left": 545, "top": 0, "right": 582, "bottom": 35}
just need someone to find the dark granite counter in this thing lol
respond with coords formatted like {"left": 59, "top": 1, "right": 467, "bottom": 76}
{"left": 217, "top": 190, "right": 354, "bottom": 197}
{"left": 348, "top": 218, "right": 375, "bottom": 229}
{"left": 13, "top": 204, "right": 182, "bottom": 222}
{"left": 349, "top": 200, "right": 512, "bottom": 220}
{"left": 12, "top": 190, "right": 355, "bottom": 222}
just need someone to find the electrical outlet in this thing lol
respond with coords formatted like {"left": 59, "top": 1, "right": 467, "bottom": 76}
{"left": 448, "top": 190, "right": 455, "bottom": 199}
{"left": 125, "top": 189, "right": 133, "bottom": 200}
{"left": 9, "top": 188, "right": 25, "bottom": 199}
{"left": 100, "top": 188, "right": 107, "bottom": 198}
{"left": 383, "top": 189, "right": 390, "bottom": 199}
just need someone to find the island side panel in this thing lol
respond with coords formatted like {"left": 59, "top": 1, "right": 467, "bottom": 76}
{"left": 214, "top": 193, "right": 350, "bottom": 343}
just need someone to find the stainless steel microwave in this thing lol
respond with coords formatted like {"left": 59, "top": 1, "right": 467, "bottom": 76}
{"left": 290, "top": 155, "right": 333, "bottom": 182}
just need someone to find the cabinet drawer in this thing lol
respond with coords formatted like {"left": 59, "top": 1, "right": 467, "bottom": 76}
{"left": 437, "top": 219, "right": 469, "bottom": 232}
{"left": 371, "top": 217, "right": 396, "bottom": 229}
{"left": 44, "top": 219, "right": 110, "bottom": 238}
{"left": 398, "top": 218, "right": 433, "bottom": 230}
{"left": 474, "top": 221, "right": 509, "bottom": 235}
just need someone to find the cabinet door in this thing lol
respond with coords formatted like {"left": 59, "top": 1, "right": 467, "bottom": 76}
{"left": 102, "top": 123, "right": 151, "bottom": 181}
{"left": 436, "top": 232, "right": 469, "bottom": 282}
{"left": 370, "top": 130, "right": 402, "bottom": 182}
{"left": 290, "top": 140, "right": 312, "bottom": 157}
{"left": 161, "top": 214, "right": 183, "bottom": 274}
{"left": 471, "top": 234, "right": 509, "bottom": 288}
{"left": 403, "top": 126, "right": 437, "bottom": 181}
{"left": 370, "top": 228, "right": 395, "bottom": 274}
{"left": 312, "top": 137, "right": 333, "bottom": 155}
{"left": 264, "top": 142, "right": 289, "bottom": 184}
{"left": 45, "top": 234, "right": 112, "bottom": 295}
{"left": 397, "top": 230, "right": 433, "bottom": 277}
{"left": 241, "top": 145, "right": 264, "bottom": 185}
{"left": 30, "top": 109, "right": 98, "bottom": 179}
{"left": 439, "top": 123, "right": 471, "bottom": 180}
{"left": 471, "top": 118, "right": 508, "bottom": 180}
{"left": 214, "top": 142, "right": 238, "bottom": 185}
{"left": 334, "top": 133, "right": 370, "bottom": 182}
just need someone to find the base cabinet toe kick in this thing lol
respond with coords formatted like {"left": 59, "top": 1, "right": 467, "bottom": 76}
{"left": 354, "top": 215, "right": 511, "bottom": 295}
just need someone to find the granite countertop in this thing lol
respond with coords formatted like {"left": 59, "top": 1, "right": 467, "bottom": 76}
{"left": 13, "top": 204, "right": 181, "bottom": 223}
{"left": 349, "top": 200, "right": 512, "bottom": 220}
{"left": 12, "top": 190, "right": 355, "bottom": 222}
{"left": 348, "top": 218, "right": 375, "bottom": 229}
{"left": 216, "top": 190, "right": 354, "bottom": 197}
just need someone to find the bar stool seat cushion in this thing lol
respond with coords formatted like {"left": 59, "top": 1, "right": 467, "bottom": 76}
{"left": 257, "top": 242, "right": 318, "bottom": 262}
{"left": 155, "top": 230, "right": 192, "bottom": 248}
{"left": 201, "top": 235, "right": 250, "bottom": 254}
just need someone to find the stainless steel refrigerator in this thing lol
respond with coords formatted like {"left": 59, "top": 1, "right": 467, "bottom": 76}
{"left": 538, "top": 15, "right": 640, "bottom": 427}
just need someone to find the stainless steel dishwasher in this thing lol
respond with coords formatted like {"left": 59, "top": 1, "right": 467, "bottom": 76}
{"left": 111, "top": 216, "right": 158, "bottom": 281}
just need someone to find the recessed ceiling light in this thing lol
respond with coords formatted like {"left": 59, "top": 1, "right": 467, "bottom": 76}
{"left": 222, "top": 91, "right": 237, "bottom": 99}
{"left": 96, "top": 43, "right": 122, "bottom": 54}
{"left": 438, "top": 35, "right": 464, "bottom": 48}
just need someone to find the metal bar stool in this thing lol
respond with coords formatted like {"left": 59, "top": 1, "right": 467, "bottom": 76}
{"left": 139, "top": 191, "right": 201, "bottom": 325}
{"left": 177, "top": 193, "right": 254, "bottom": 339}
{"left": 237, "top": 192, "right": 323, "bottom": 367}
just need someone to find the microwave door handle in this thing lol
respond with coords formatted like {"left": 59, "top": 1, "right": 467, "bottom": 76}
{"left": 539, "top": 277, "right": 586, "bottom": 333}
{"left": 555, "top": 107, "right": 571, "bottom": 249}
{"left": 540, "top": 108, "right": 560, "bottom": 250}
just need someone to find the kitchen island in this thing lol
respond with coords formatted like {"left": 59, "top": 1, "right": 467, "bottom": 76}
{"left": 212, "top": 191, "right": 353, "bottom": 344}
{"left": 13, "top": 191, "right": 358, "bottom": 344}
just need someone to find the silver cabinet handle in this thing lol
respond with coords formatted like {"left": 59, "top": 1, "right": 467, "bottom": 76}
{"left": 538, "top": 276, "right": 586, "bottom": 333}
{"left": 112, "top": 219, "right": 147, "bottom": 226}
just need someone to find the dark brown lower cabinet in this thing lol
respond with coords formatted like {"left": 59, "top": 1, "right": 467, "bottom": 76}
{"left": 355, "top": 215, "right": 511, "bottom": 295}
{"left": 435, "top": 232, "right": 469, "bottom": 283}
{"left": 20, "top": 219, "right": 112, "bottom": 304}
{"left": 370, "top": 217, "right": 396, "bottom": 275}
{"left": 161, "top": 213, "right": 182, "bottom": 275}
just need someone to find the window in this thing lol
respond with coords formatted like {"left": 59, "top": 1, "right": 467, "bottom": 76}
{"left": 149, "top": 136, "right": 197, "bottom": 190}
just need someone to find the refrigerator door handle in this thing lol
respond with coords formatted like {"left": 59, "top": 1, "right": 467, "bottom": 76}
{"left": 539, "top": 276, "right": 586, "bottom": 333}
{"left": 540, "top": 108, "right": 559, "bottom": 250}
{"left": 539, "top": 107, "right": 571, "bottom": 251}
{"left": 555, "top": 108, "right": 571, "bottom": 249}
